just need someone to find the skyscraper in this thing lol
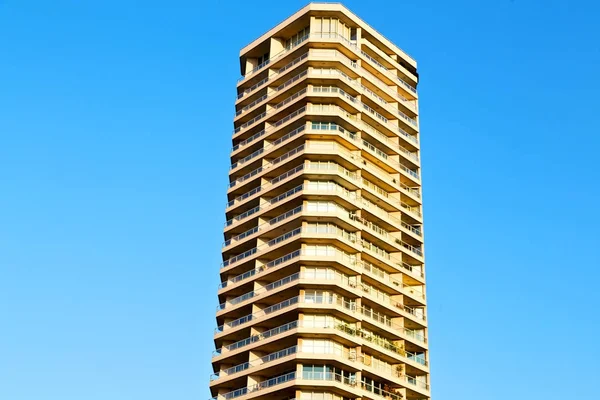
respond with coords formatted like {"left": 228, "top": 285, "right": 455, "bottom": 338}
{"left": 211, "top": 3, "right": 429, "bottom": 400}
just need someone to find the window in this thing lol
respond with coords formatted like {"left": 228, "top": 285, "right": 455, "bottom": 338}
{"left": 311, "top": 121, "right": 338, "bottom": 130}
{"left": 313, "top": 18, "right": 352, "bottom": 41}
{"left": 304, "top": 244, "right": 337, "bottom": 257}
{"left": 303, "top": 267, "right": 336, "bottom": 280}
{"left": 257, "top": 51, "right": 269, "bottom": 66}
{"left": 303, "top": 314, "right": 331, "bottom": 328}
{"left": 285, "top": 27, "right": 309, "bottom": 50}
{"left": 304, "top": 290, "right": 331, "bottom": 304}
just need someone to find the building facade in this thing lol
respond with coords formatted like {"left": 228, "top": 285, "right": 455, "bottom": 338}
{"left": 211, "top": 4, "right": 429, "bottom": 400}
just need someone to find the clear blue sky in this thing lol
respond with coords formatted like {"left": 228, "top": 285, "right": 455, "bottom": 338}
{"left": 1, "top": 0, "right": 599, "bottom": 399}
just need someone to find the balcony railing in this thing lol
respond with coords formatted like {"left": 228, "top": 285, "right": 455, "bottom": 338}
{"left": 212, "top": 371, "right": 296, "bottom": 400}
{"left": 226, "top": 175, "right": 361, "bottom": 229}
{"left": 218, "top": 249, "right": 301, "bottom": 289}
{"left": 230, "top": 142, "right": 305, "bottom": 188}
{"left": 360, "top": 260, "right": 425, "bottom": 301}
{"left": 213, "top": 320, "right": 298, "bottom": 357}
{"left": 215, "top": 294, "right": 356, "bottom": 334}
{"left": 221, "top": 227, "right": 301, "bottom": 269}
{"left": 361, "top": 329, "right": 427, "bottom": 366}
{"left": 230, "top": 123, "right": 304, "bottom": 171}
{"left": 362, "top": 139, "right": 420, "bottom": 182}
{"left": 231, "top": 106, "right": 307, "bottom": 153}
{"left": 229, "top": 153, "right": 360, "bottom": 210}
{"left": 217, "top": 272, "right": 301, "bottom": 311}
{"left": 360, "top": 120, "right": 419, "bottom": 163}
{"left": 238, "top": 32, "right": 309, "bottom": 81}
{"left": 360, "top": 49, "right": 417, "bottom": 95}
{"left": 212, "top": 318, "right": 426, "bottom": 361}
{"left": 360, "top": 197, "right": 423, "bottom": 239}
{"left": 210, "top": 345, "right": 297, "bottom": 381}
{"left": 360, "top": 380, "right": 402, "bottom": 400}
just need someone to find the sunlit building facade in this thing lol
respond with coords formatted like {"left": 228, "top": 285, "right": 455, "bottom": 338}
{"left": 211, "top": 4, "right": 429, "bottom": 400}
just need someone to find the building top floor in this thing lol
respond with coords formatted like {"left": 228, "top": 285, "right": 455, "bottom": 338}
{"left": 239, "top": 3, "right": 417, "bottom": 79}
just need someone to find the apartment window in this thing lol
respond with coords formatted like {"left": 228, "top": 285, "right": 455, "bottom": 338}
{"left": 306, "top": 201, "right": 345, "bottom": 213}
{"left": 304, "top": 267, "right": 335, "bottom": 280}
{"left": 304, "top": 290, "right": 332, "bottom": 304}
{"left": 311, "top": 121, "right": 338, "bottom": 130}
{"left": 300, "top": 393, "right": 352, "bottom": 400}
{"left": 313, "top": 18, "right": 351, "bottom": 40}
{"left": 303, "top": 314, "right": 333, "bottom": 328}
{"left": 306, "top": 180, "right": 337, "bottom": 192}
{"left": 301, "top": 339, "right": 345, "bottom": 356}
{"left": 306, "top": 222, "right": 334, "bottom": 234}
{"left": 304, "top": 244, "right": 337, "bottom": 257}
{"left": 257, "top": 51, "right": 269, "bottom": 66}
{"left": 285, "top": 26, "right": 309, "bottom": 50}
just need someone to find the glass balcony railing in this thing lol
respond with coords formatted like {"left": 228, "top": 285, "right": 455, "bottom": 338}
{"left": 213, "top": 320, "right": 298, "bottom": 357}
{"left": 238, "top": 32, "right": 310, "bottom": 82}
{"left": 236, "top": 66, "right": 308, "bottom": 113}
{"left": 362, "top": 140, "right": 420, "bottom": 182}
{"left": 360, "top": 120, "right": 419, "bottom": 163}
{"left": 210, "top": 345, "right": 298, "bottom": 381}
{"left": 217, "top": 272, "right": 301, "bottom": 311}
{"left": 230, "top": 141, "right": 305, "bottom": 188}
{"left": 215, "top": 294, "right": 356, "bottom": 334}
{"left": 301, "top": 370, "right": 357, "bottom": 388}
{"left": 230, "top": 123, "right": 302, "bottom": 171}
{"left": 231, "top": 105, "right": 307, "bottom": 153}
{"left": 224, "top": 183, "right": 303, "bottom": 228}
{"left": 360, "top": 197, "right": 423, "bottom": 239}
{"left": 360, "top": 260, "right": 425, "bottom": 301}
{"left": 360, "top": 49, "right": 417, "bottom": 95}
{"left": 227, "top": 162, "right": 304, "bottom": 209}
{"left": 212, "top": 371, "right": 296, "bottom": 400}
{"left": 218, "top": 248, "right": 301, "bottom": 289}
{"left": 221, "top": 228, "right": 301, "bottom": 269}
{"left": 212, "top": 318, "right": 426, "bottom": 361}
{"left": 233, "top": 88, "right": 307, "bottom": 135}
{"left": 360, "top": 380, "right": 403, "bottom": 400}
{"left": 222, "top": 221, "right": 359, "bottom": 272}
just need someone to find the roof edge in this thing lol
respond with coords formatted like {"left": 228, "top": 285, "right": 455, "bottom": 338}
{"left": 239, "top": 2, "right": 416, "bottom": 68}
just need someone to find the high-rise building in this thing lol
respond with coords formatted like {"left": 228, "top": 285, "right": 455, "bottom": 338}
{"left": 210, "top": 3, "right": 429, "bottom": 400}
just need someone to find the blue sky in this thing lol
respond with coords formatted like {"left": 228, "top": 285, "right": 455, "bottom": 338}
{"left": 1, "top": 0, "right": 599, "bottom": 399}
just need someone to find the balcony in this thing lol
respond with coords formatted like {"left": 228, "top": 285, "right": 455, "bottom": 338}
{"left": 231, "top": 106, "right": 306, "bottom": 154}
{"left": 359, "top": 49, "right": 417, "bottom": 97}
{"left": 214, "top": 293, "right": 356, "bottom": 339}
{"left": 235, "top": 70, "right": 308, "bottom": 120}
{"left": 361, "top": 139, "right": 420, "bottom": 184}
{"left": 360, "top": 197, "right": 424, "bottom": 244}
{"left": 210, "top": 345, "right": 297, "bottom": 382}
{"left": 360, "top": 260, "right": 425, "bottom": 303}
{"left": 233, "top": 88, "right": 308, "bottom": 138}
{"left": 223, "top": 205, "right": 302, "bottom": 249}
{"left": 213, "top": 320, "right": 299, "bottom": 358}
{"left": 238, "top": 31, "right": 310, "bottom": 83}
{"left": 212, "top": 316, "right": 426, "bottom": 368}
{"left": 211, "top": 371, "right": 296, "bottom": 400}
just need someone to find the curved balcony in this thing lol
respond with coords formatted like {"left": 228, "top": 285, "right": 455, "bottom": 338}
{"left": 211, "top": 371, "right": 296, "bottom": 400}
{"left": 231, "top": 106, "right": 307, "bottom": 154}
{"left": 238, "top": 32, "right": 310, "bottom": 84}
{"left": 210, "top": 345, "right": 298, "bottom": 383}
{"left": 235, "top": 70, "right": 308, "bottom": 121}
{"left": 236, "top": 52, "right": 309, "bottom": 102}
{"left": 359, "top": 49, "right": 417, "bottom": 97}
{"left": 214, "top": 293, "right": 357, "bottom": 340}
